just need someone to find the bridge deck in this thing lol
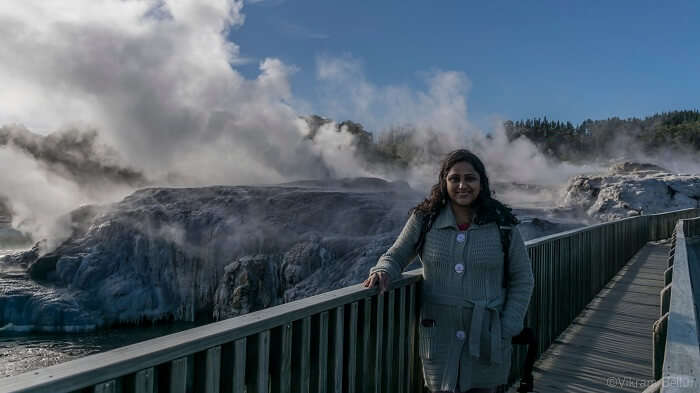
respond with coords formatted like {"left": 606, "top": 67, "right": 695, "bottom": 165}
{"left": 510, "top": 240, "right": 670, "bottom": 393}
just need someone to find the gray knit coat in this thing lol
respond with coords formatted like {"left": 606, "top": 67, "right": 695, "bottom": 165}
{"left": 369, "top": 204, "right": 534, "bottom": 392}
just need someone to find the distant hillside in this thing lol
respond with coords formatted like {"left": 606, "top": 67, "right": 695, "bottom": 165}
{"left": 302, "top": 115, "right": 462, "bottom": 172}
{"left": 303, "top": 110, "right": 700, "bottom": 172}
{"left": 504, "top": 110, "right": 700, "bottom": 163}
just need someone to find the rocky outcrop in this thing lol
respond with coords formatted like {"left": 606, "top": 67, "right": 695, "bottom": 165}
{"left": 1, "top": 178, "right": 421, "bottom": 331}
{"left": 0, "top": 269, "right": 101, "bottom": 332}
{"left": 560, "top": 162, "right": 700, "bottom": 221}
{"left": 213, "top": 254, "right": 282, "bottom": 320}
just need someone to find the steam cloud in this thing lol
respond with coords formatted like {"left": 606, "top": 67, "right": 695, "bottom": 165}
{"left": 0, "top": 125, "right": 147, "bottom": 189}
{"left": 0, "top": 0, "right": 605, "bottom": 245}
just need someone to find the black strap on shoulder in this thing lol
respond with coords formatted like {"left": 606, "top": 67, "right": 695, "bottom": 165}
{"left": 499, "top": 225, "right": 513, "bottom": 289}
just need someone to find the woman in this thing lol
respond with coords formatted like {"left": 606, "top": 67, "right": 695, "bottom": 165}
{"left": 363, "top": 149, "right": 534, "bottom": 393}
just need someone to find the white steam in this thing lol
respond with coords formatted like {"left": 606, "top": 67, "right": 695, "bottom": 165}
{"left": 0, "top": 0, "right": 602, "bottom": 246}
{"left": 0, "top": 148, "right": 86, "bottom": 246}
{"left": 0, "top": 0, "right": 320, "bottom": 244}
{"left": 314, "top": 54, "right": 602, "bottom": 196}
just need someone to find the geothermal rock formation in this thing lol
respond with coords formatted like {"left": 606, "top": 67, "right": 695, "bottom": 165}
{"left": 560, "top": 162, "right": 700, "bottom": 221}
{"left": 0, "top": 175, "right": 602, "bottom": 332}
{"left": 0, "top": 178, "right": 421, "bottom": 330}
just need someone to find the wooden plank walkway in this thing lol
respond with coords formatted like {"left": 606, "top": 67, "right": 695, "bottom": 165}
{"left": 509, "top": 240, "right": 671, "bottom": 393}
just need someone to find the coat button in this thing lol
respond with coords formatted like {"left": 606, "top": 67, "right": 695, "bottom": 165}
{"left": 456, "top": 330, "right": 466, "bottom": 340}
{"left": 454, "top": 263, "right": 464, "bottom": 274}
{"left": 456, "top": 233, "right": 465, "bottom": 242}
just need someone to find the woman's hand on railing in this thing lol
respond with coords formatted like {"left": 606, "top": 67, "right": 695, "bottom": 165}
{"left": 363, "top": 271, "right": 389, "bottom": 293}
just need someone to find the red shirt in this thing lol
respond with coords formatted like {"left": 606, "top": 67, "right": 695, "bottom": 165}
{"left": 457, "top": 223, "right": 470, "bottom": 231}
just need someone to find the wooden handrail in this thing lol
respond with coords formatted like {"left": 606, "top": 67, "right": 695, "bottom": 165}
{"left": 659, "top": 218, "right": 700, "bottom": 393}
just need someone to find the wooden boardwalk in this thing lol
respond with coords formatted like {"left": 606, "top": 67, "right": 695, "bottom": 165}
{"left": 510, "top": 240, "right": 671, "bottom": 393}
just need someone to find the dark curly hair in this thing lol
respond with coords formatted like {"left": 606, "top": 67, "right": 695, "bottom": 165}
{"left": 410, "top": 149, "right": 518, "bottom": 226}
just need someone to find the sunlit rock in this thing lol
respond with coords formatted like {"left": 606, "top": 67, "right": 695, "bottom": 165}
{"left": 213, "top": 254, "right": 282, "bottom": 320}
{"left": 560, "top": 162, "right": 700, "bottom": 221}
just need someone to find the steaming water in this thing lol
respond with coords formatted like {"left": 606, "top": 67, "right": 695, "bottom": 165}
{"left": 0, "top": 248, "right": 204, "bottom": 380}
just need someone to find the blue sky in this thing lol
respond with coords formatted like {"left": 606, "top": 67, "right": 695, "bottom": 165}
{"left": 231, "top": 0, "right": 699, "bottom": 132}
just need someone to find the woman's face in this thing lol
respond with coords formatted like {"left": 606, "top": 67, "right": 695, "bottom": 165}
{"left": 445, "top": 161, "right": 481, "bottom": 207}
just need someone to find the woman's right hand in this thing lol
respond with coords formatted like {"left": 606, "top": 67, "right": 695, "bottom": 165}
{"left": 363, "top": 271, "right": 389, "bottom": 293}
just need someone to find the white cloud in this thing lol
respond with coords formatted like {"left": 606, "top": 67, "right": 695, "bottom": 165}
{"left": 316, "top": 54, "right": 474, "bottom": 142}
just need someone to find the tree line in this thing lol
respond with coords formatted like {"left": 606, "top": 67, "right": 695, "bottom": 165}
{"left": 503, "top": 110, "right": 700, "bottom": 162}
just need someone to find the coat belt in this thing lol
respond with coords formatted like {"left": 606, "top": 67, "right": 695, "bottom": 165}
{"left": 423, "top": 293, "right": 504, "bottom": 365}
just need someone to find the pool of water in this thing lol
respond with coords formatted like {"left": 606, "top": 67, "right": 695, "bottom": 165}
{"left": 0, "top": 322, "right": 202, "bottom": 379}
{"left": 1, "top": 247, "right": 201, "bottom": 379}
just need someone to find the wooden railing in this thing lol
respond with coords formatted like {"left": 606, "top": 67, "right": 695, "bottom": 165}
{"left": 651, "top": 217, "right": 700, "bottom": 393}
{"left": 0, "top": 270, "right": 424, "bottom": 393}
{"left": 648, "top": 209, "right": 700, "bottom": 240}
{"left": 511, "top": 208, "right": 700, "bottom": 384}
{"left": 2, "top": 208, "right": 699, "bottom": 393}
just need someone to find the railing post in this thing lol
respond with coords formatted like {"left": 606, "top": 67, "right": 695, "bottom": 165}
{"left": 348, "top": 302, "right": 359, "bottom": 393}
{"left": 332, "top": 306, "right": 344, "bottom": 393}
{"left": 318, "top": 312, "right": 329, "bottom": 393}
{"left": 270, "top": 322, "right": 292, "bottom": 393}
{"left": 385, "top": 290, "right": 395, "bottom": 393}
{"left": 362, "top": 297, "right": 372, "bottom": 393}
{"left": 397, "top": 287, "right": 407, "bottom": 393}
{"left": 300, "top": 317, "right": 311, "bottom": 393}
{"left": 407, "top": 284, "right": 418, "bottom": 393}
{"left": 170, "top": 356, "right": 191, "bottom": 393}
{"left": 134, "top": 367, "right": 155, "bottom": 393}
{"left": 374, "top": 292, "right": 385, "bottom": 393}
{"left": 653, "top": 312, "right": 669, "bottom": 380}
{"left": 204, "top": 346, "right": 221, "bottom": 393}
